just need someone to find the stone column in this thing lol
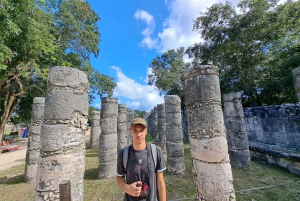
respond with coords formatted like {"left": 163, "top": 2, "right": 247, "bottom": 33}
{"left": 165, "top": 95, "right": 185, "bottom": 174}
{"left": 147, "top": 109, "right": 154, "bottom": 138}
{"left": 98, "top": 97, "right": 118, "bottom": 179}
{"left": 182, "top": 107, "right": 189, "bottom": 141}
{"left": 153, "top": 106, "right": 158, "bottom": 143}
{"left": 25, "top": 97, "right": 45, "bottom": 183}
{"left": 292, "top": 67, "right": 300, "bottom": 102}
{"left": 118, "top": 104, "right": 127, "bottom": 152}
{"left": 223, "top": 92, "right": 251, "bottom": 168}
{"left": 35, "top": 66, "right": 89, "bottom": 201}
{"left": 126, "top": 108, "right": 134, "bottom": 145}
{"left": 157, "top": 104, "right": 166, "bottom": 152}
{"left": 90, "top": 111, "right": 101, "bottom": 148}
{"left": 184, "top": 65, "right": 235, "bottom": 200}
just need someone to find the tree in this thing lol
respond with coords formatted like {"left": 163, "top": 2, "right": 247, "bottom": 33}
{"left": 148, "top": 47, "right": 189, "bottom": 104}
{"left": 187, "top": 0, "right": 299, "bottom": 106}
{"left": 134, "top": 110, "right": 146, "bottom": 118}
{"left": 0, "top": 0, "right": 56, "bottom": 140}
{"left": 0, "top": 0, "right": 116, "bottom": 140}
{"left": 88, "top": 106, "right": 100, "bottom": 124}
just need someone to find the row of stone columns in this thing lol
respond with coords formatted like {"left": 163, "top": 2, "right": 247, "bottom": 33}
{"left": 145, "top": 95, "right": 185, "bottom": 175}
{"left": 24, "top": 67, "right": 137, "bottom": 200}
{"left": 25, "top": 65, "right": 300, "bottom": 201}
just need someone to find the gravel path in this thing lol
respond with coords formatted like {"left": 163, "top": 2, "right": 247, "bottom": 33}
{"left": 0, "top": 139, "right": 28, "bottom": 172}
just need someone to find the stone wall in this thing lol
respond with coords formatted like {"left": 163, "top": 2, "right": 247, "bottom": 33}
{"left": 244, "top": 104, "right": 300, "bottom": 176}
{"left": 244, "top": 104, "right": 300, "bottom": 149}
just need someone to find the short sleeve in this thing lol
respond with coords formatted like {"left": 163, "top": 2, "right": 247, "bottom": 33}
{"left": 156, "top": 145, "right": 166, "bottom": 172}
{"left": 116, "top": 149, "right": 125, "bottom": 177}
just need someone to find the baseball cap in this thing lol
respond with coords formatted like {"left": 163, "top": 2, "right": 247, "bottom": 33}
{"left": 131, "top": 118, "right": 147, "bottom": 128}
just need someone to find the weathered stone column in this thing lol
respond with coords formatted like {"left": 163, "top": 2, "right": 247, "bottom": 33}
{"left": 98, "top": 97, "right": 118, "bottom": 179}
{"left": 165, "top": 95, "right": 185, "bottom": 174}
{"left": 126, "top": 108, "right": 134, "bottom": 145}
{"left": 25, "top": 97, "right": 45, "bottom": 183}
{"left": 153, "top": 106, "right": 158, "bottom": 143}
{"left": 182, "top": 107, "right": 189, "bottom": 141}
{"left": 292, "top": 67, "right": 300, "bottom": 102}
{"left": 118, "top": 104, "right": 127, "bottom": 152}
{"left": 90, "top": 111, "right": 101, "bottom": 148}
{"left": 223, "top": 92, "right": 251, "bottom": 168}
{"left": 35, "top": 66, "right": 88, "bottom": 201}
{"left": 157, "top": 104, "right": 166, "bottom": 152}
{"left": 184, "top": 65, "right": 235, "bottom": 200}
{"left": 147, "top": 109, "right": 154, "bottom": 138}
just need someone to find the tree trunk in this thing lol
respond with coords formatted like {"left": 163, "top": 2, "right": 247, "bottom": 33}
{"left": 0, "top": 96, "right": 22, "bottom": 141}
{"left": 0, "top": 126, "right": 5, "bottom": 141}
{"left": 0, "top": 73, "right": 24, "bottom": 141}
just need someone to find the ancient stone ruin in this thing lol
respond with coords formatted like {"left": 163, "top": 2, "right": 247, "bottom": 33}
{"left": 223, "top": 92, "right": 251, "bottom": 168}
{"left": 90, "top": 110, "right": 100, "bottom": 148}
{"left": 147, "top": 109, "right": 154, "bottom": 138}
{"left": 165, "top": 95, "right": 185, "bottom": 174}
{"left": 292, "top": 66, "right": 300, "bottom": 102}
{"left": 245, "top": 104, "right": 300, "bottom": 175}
{"left": 25, "top": 97, "right": 45, "bottom": 183}
{"left": 184, "top": 65, "right": 236, "bottom": 200}
{"left": 126, "top": 108, "right": 134, "bottom": 145}
{"left": 35, "top": 66, "right": 88, "bottom": 201}
{"left": 157, "top": 103, "right": 166, "bottom": 153}
{"left": 117, "top": 104, "right": 128, "bottom": 152}
{"left": 98, "top": 97, "right": 118, "bottom": 179}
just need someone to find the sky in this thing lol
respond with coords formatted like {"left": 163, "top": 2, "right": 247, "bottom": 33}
{"left": 86, "top": 0, "right": 242, "bottom": 112}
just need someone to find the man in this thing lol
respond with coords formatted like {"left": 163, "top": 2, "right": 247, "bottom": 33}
{"left": 116, "top": 117, "right": 166, "bottom": 201}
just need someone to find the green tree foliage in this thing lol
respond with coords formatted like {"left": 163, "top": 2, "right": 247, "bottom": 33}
{"left": 148, "top": 47, "right": 189, "bottom": 103}
{"left": 0, "top": 0, "right": 116, "bottom": 140}
{"left": 187, "top": 0, "right": 299, "bottom": 106}
{"left": 134, "top": 110, "right": 146, "bottom": 118}
{"left": 88, "top": 106, "right": 100, "bottom": 124}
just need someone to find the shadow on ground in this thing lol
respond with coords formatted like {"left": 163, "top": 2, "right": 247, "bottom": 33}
{"left": 84, "top": 168, "right": 98, "bottom": 180}
{"left": 0, "top": 174, "right": 25, "bottom": 185}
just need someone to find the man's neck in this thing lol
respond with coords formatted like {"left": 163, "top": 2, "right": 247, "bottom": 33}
{"left": 132, "top": 142, "right": 147, "bottom": 151}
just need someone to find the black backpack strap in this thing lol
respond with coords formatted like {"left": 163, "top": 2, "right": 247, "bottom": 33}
{"left": 123, "top": 145, "right": 130, "bottom": 172}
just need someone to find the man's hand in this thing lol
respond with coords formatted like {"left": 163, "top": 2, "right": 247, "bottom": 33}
{"left": 126, "top": 181, "right": 142, "bottom": 197}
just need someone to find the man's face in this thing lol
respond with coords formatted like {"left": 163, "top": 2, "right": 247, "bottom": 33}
{"left": 130, "top": 124, "right": 147, "bottom": 144}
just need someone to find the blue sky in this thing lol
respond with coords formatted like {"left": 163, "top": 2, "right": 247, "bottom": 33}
{"left": 86, "top": 0, "right": 244, "bottom": 112}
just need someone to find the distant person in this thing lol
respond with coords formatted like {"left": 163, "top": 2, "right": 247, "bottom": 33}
{"left": 116, "top": 118, "right": 166, "bottom": 201}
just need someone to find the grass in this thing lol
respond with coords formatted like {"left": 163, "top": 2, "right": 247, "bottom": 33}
{"left": 0, "top": 135, "right": 299, "bottom": 201}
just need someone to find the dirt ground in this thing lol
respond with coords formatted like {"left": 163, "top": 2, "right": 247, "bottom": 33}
{"left": 0, "top": 129, "right": 91, "bottom": 172}
{"left": 0, "top": 139, "right": 28, "bottom": 172}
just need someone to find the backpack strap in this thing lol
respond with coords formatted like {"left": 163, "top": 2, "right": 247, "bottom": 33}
{"left": 123, "top": 145, "right": 130, "bottom": 172}
{"left": 150, "top": 143, "right": 157, "bottom": 169}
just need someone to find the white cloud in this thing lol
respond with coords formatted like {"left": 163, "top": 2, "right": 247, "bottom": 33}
{"left": 111, "top": 66, "right": 164, "bottom": 111}
{"left": 134, "top": 9, "right": 159, "bottom": 49}
{"left": 95, "top": 103, "right": 101, "bottom": 109}
{"left": 135, "top": 0, "right": 241, "bottom": 53}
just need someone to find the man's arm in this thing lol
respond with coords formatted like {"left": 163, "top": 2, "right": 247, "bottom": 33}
{"left": 116, "top": 176, "right": 142, "bottom": 197}
{"left": 156, "top": 172, "right": 166, "bottom": 201}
